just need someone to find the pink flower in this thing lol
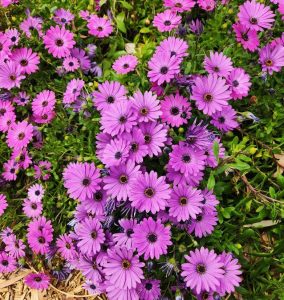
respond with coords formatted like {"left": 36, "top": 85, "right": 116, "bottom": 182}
{"left": 7, "top": 121, "right": 33, "bottom": 149}
{"left": 87, "top": 16, "right": 113, "bottom": 38}
{"left": 112, "top": 55, "right": 138, "bottom": 74}
{"left": 233, "top": 23, "right": 259, "bottom": 52}
{"left": 63, "top": 56, "right": 80, "bottom": 72}
{"left": 153, "top": 10, "right": 181, "bottom": 32}
{"left": 204, "top": 52, "right": 233, "bottom": 78}
{"left": 43, "top": 25, "right": 75, "bottom": 58}
{"left": 11, "top": 48, "right": 40, "bottom": 74}
{"left": 227, "top": 68, "right": 251, "bottom": 100}
{"left": 259, "top": 44, "right": 284, "bottom": 75}
{"left": 163, "top": 0, "right": 195, "bottom": 12}
{"left": 0, "top": 62, "right": 25, "bottom": 90}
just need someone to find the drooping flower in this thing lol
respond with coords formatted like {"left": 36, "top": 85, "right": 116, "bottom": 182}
{"left": 103, "top": 160, "right": 141, "bottom": 201}
{"left": 43, "top": 25, "right": 75, "bottom": 58}
{"left": 0, "top": 61, "right": 25, "bottom": 90}
{"left": 129, "top": 171, "right": 170, "bottom": 214}
{"left": 113, "top": 54, "right": 138, "bottom": 74}
{"left": 168, "top": 185, "right": 203, "bottom": 222}
{"left": 132, "top": 217, "right": 172, "bottom": 260}
{"left": 232, "top": 23, "right": 259, "bottom": 52}
{"left": 238, "top": 0, "right": 275, "bottom": 32}
{"left": 93, "top": 81, "right": 127, "bottom": 111}
{"left": 130, "top": 90, "right": 161, "bottom": 123}
{"left": 161, "top": 93, "right": 191, "bottom": 127}
{"left": 88, "top": 15, "right": 113, "bottom": 38}
{"left": 7, "top": 121, "right": 33, "bottom": 149}
{"left": 153, "top": 10, "right": 182, "bottom": 32}
{"left": 211, "top": 105, "right": 239, "bottom": 132}
{"left": 259, "top": 44, "right": 284, "bottom": 75}
{"left": 227, "top": 67, "right": 251, "bottom": 100}
{"left": 204, "top": 52, "right": 233, "bottom": 78}
{"left": 181, "top": 247, "right": 225, "bottom": 294}
{"left": 74, "top": 217, "right": 105, "bottom": 256}
{"left": 24, "top": 273, "right": 50, "bottom": 290}
{"left": 104, "top": 247, "right": 145, "bottom": 289}
{"left": 63, "top": 162, "right": 101, "bottom": 201}
{"left": 218, "top": 252, "right": 242, "bottom": 295}
{"left": 191, "top": 74, "right": 231, "bottom": 116}
{"left": 148, "top": 51, "right": 181, "bottom": 85}
{"left": 0, "top": 194, "right": 8, "bottom": 216}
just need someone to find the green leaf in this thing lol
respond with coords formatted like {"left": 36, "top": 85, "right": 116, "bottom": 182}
{"left": 140, "top": 27, "right": 151, "bottom": 33}
{"left": 120, "top": 0, "right": 133, "bottom": 10}
{"left": 116, "top": 12, "right": 127, "bottom": 33}
{"left": 213, "top": 140, "right": 219, "bottom": 160}
{"left": 207, "top": 172, "right": 215, "bottom": 190}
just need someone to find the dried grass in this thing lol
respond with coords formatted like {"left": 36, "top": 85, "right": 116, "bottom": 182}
{"left": 0, "top": 268, "right": 106, "bottom": 300}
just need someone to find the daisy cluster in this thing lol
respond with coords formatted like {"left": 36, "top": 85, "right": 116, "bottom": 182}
{"left": 0, "top": 0, "right": 283, "bottom": 299}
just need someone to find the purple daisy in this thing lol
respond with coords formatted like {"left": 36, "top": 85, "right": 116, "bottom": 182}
{"left": 211, "top": 105, "right": 239, "bottom": 132}
{"left": 227, "top": 67, "right": 251, "bottom": 100}
{"left": 132, "top": 217, "right": 172, "bottom": 260}
{"left": 139, "top": 121, "right": 168, "bottom": 157}
{"left": 0, "top": 61, "right": 25, "bottom": 90}
{"left": 102, "top": 138, "right": 130, "bottom": 167}
{"left": 0, "top": 252, "right": 17, "bottom": 273}
{"left": 164, "top": 0, "right": 195, "bottom": 12}
{"left": 204, "top": 52, "right": 233, "bottom": 78}
{"left": 5, "top": 236, "right": 26, "bottom": 259}
{"left": 158, "top": 37, "right": 188, "bottom": 59}
{"left": 259, "top": 44, "right": 284, "bottom": 75}
{"left": 53, "top": 8, "right": 74, "bottom": 25}
{"left": 63, "top": 162, "right": 101, "bottom": 201}
{"left": 7, "top": 121, "right": 33, "bottom": 149}
{"left": 100, "top": 101, "right": 137, "bottom": 137}
{"left": 93, "top": 81, "right": 127, "bottom": 111}
{"left": 56, "top": 234, "right": 77, "bottom": 260}
{"left": 82, "top": 184, "right": 107, "bottom": 215}
{"left": 168, "top": 185, "right": 203, "bottom": 222}
{"left": 113, "top": 219, "right": 137, "bottom": 250}
{"left": 23, "top": 198, "right": 43, "bottom": 218}
{"left": 74, "top": 217, "right": 105, "bottom": 256}
{"left": 169, "top": 142, "right": 206, "bottom": 176}
{"left": 129, "top": 171, "right": 170, "bottom": 214}
{"left": 0, "top": 193, "right": 8, "bottom": 216}
{"left": 191, "top": 74, "right": 231, "bottom": 116}
{"left": 104, "top": 246, "right": 145, "bottom": 289}
{"left": 106, "top": 283, "right": 139, "bottom": 300}
{"left": 153, "top": 9, "right": 182, "bottom": 32}
{"left": 160, "top": 93, "right": 191, "bottom": 127}
{"left": 24, "top": 273, "right": 50, "bottom": 290}
{"left": 28, "top": 183, "right": 45, "bottom": 202}
{"left": 130, "top": 90, "right": 161, "bottom": 123}
{"left": 113, "top": 54, "right": 138, "bottom": 74}
{"left": 103, "top": 160, "right": 141, "bottom": 201}
{"left": 185, "top": 120, "right": 212, "bottom": 150}
{"left": 87, "top": 15, "right": 113, "bottom": 38}
{"left": 181, "top": 247, "right": 225, "bottom": 294}
{"left": 11, "top": 47, "right": 40, "bottom": 75}
{"left": 77, "top": 254, "right": 103, "bottom": 282}
{"left": 148, "top": 51, "right": 181, "bottom": 85}
{"left": 137, "top": 279, "right": 161, "bottom": 300}
{"left": 71, "top": 48, "right": 91, "bottom": 71}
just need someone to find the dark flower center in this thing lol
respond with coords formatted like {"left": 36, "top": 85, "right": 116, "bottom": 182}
{"left": 218, "top": 117, "right": 225, "bottom": 123}
{"left": 82, "top": 178, "right": 91, "bottom": 186}
{"left": 119, "top": 174, "right": 128, "bottom": 184}
{"left": 241, "top": 33, "right": 249, "bottom": 41}
{"left": 42, "top": 114, "right": 48, "bottom": 120}
{"left": 10, "top": 168, "right": 15, "bottom": 174}
{"left": 170, "top": 51, "right": 176, "bottom": 56}
{"left": 147, "top": 233, "right": 157, "bottom": 243}
{"left": 38, "top": 236, "right": 45, "bottom": 244}
{"left": 0, "top": 108, "right": 6, "bottom": 115}
{"left": 94, "top": 191, "right": 103, "bottom": 202}
{"left": 90, "top": 284, "right": 96, "bottom": 289}
{"left": 9, "top": 75, "right": 16, "bottom": 81}
{"left": 160, "top": 66, "right": 168, "bottom": 74}
{"left": 20, "top": 98, "right": 26, "bottom": 102}
{"left": 97, "top": 26, "right": 103, "bottom": 32}
{"left": 213, "top": 66, "right": 220, "bottom": 72}
{"left": 203, "top": 93, "right": 213, "bottom": 102}
{"left": 65, "top": 243, "right": 71, "bottom": 249}
{"left": 119, "top": 116, "right": 127, "bottom": 123}
{"left": 69, "top": 62, "right": 74, "bottom": 66}
{"left": 42, "top": 100, "right": 48, "bottom": 107}
{"left": 144, "top": 134, "right": 152, "bottom": 144}
{"left": 107, "top": 96, "right": 115, "bottom": 103}
{"left": 144, "top": 187, "right": 155, "bottom": 198}
{"left": 91, "top": 231, "right": 97, "bottom": 239}
{"left": 202, "top": 292, "right": 209, "bottom": 300}
{"left": 232, "top": 80, "right": 239, "bottom": 87}
{"left": 250, "top": 17, "right": 258, "bottom": 25}
{"left": 175, "top": 2, "right": 182, "bottom": 8}
{"left": 56, "top": 39, "right": 64, "bottom": 47}
{"left": 31, "top": 203, "right": 38, "bottom": 209}
{"left": 2, "top": 260, "right": 8, "bottom": 266}
{"left": 140, "top": 107, "right": 148, "bottom": 116}
{"left": 115, "top": 151, "right": 122, "bottom": 159}
{"left": 181, "top": 112, "right": 187, "bottom": 118}
{"left": 164, "top": 20, "right": 171, "bottom": 26}
{"left": 34, "top": 276, "right": 42, "bottom": 282}
{"left": 122, "top": 259, "right": 131, "bottom": 269}
{"left": 20, "top": 59, "right": 28, "bottom": 66}
{"left": 131, "top": 142, "right": 138, "bottom": 152}
{"left": 196, "top": 263, "right": 206, "bottom": 274}
{"left": 179, "top": 196, "right": 187, "bottom": 206}
{"left": 61, "top": 18, "right": 67, "bottom": 23}
{"left": 123, "top": 63, "right": 129, "bottom": 69}
{"left": 196, "top": 214, "right": 203, "bottom": 221}
{"left": 145, "top": 282, "right": 153, "bottom": 290}
{"left": 265, "top": 59, "right": 273, "bottom": 66}
{"left": 170, "top": 106, "right": 179, "bottom": 116}
{"left": 182, "top": 154, "right": 191, "bottom": 163}
{"left": 126, "top": 228, "right": 134, "bottom": 237}
{"left": 18, "top": 132, "right": 25, "bottom": 140}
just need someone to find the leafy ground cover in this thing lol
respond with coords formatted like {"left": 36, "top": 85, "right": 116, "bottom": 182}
{"left": 0, "top": 0, "right": 284, "bottom": 299}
